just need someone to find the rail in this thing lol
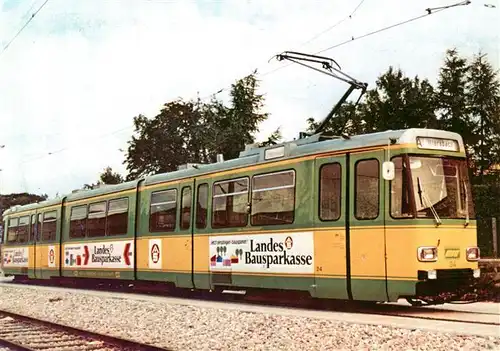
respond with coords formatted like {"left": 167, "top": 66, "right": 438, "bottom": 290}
{"left": 0, "top": 309, "right": 170, "bottom": 351}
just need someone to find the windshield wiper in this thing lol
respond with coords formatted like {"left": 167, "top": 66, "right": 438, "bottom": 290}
{"left": 463, "top": 180, "right": 470, "bottom": 227}
{"left": 417, "top": 177, "right": 442, "bottom": 226}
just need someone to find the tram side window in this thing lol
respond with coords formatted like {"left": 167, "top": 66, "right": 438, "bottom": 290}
{"left": 150, "top": 189, "right": 177, "bottom": 232}
{"left": 7, "top": 217, "right": 18, "bottom": 243}
{"left": 180, "top": 187, "right": 192, "bottom": 230}
{"left": 30, "top": 215, "right": 37, "bottom": 241}
{"left": 70, "top": 205, "right": 87, "bottom": 238}
{"left": 251, "top": 170, "right": 295, "bottom": 226}
{"left": 42, "top": 211, "right": 57, "bottom": 241}
{"left": 212, "top": 178, "right": 249, "bottom": 228}
{"left": 196, "top": 183, "right": 208, "bottom": 229}
{"left": 107, "top": 198, "right": 129, "bottom": 235}
{"left": 319, "top": 163, "right": 342, "bottom": 221}
{"left": 391, "top": 156, "right": 413, "bottom": 218}
{"left": 355, "top": 159, "right": 380, "bottom": 220}
{"left": 87, "top": 202, "right": 106, "bottom": 237}
{"left": 17, "top": 216, "right": 30, "bottom": 243}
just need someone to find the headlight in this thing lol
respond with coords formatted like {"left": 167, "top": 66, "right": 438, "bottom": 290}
{"left": 466, "top": 247, "right": 480, "bottom": 261}
{"left": 417, "top": 246, "right": 438, "bottom": 262}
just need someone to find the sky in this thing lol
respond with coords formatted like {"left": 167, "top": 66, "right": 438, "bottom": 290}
{"left": 0, "top": 0, "right": 498, "bottom": 199}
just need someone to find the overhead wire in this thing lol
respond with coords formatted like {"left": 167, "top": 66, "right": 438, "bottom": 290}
{"left": 0, "top": 0, "right": 50, "bottom": 59}
{"left": 12, "top": 0, "right": 472, "bottom": 165}
{"left": 195, "top": 0, "right": 368, "bottom": 102}
{"left": 262, "top": 0, "right": 472, "bottom": 76}
{"left": 296, "top": 0, "right": 366, "bottom": 48}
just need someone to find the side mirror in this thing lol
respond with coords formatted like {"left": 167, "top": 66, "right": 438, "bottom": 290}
{"left": 382, "top": 161, "right": 395, "bottom": 181}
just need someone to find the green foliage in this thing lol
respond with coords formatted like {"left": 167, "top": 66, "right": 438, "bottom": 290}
{"left": 0, "top": 193, "right": 48, "bottom": 217}
{"left": 436, "top": 49, "right": 471, "bottom": 139}
{"left": 472, "top": 183, "right": 500, "bottom": 257}
{"left": 467, "top": 52, "right": 500, "bottom": 178}
{"left": 123, "top": 71, "right": 273, "bottom": 180}
{"left": 258, "top": 127, "right": 283, "bottom": 147}
{"left": 306, "top": 67, "right": 438, "bottom": 136}
{"left": 84, "top": 166, "right": 124, "bottom": 189}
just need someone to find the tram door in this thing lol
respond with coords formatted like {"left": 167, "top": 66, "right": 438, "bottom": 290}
{"left": 313, "top": 155, "right": 348, "bottom": 300}
{"left": 348, "top": 150, "right": 388, "bottom": 302}
{"left": 34, "top": 213, "right": 43, "bottom": 278}
{"left": 28, "top": 214, "right": 39, "bottom": 278}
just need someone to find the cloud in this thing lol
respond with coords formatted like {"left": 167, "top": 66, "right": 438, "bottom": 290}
{"left": 0, "top": 0, "right": 497, "bottom": 198}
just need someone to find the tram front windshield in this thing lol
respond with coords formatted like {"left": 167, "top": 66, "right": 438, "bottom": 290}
{"left": 390, "top": 155, "right": 475, "bottom": 220}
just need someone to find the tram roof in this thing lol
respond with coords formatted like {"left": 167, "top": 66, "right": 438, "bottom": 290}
{"left": 2, "top": 128, "right": 464, "bottom": 217}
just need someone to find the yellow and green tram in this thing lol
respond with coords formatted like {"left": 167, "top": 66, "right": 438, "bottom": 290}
{"left": 1, "top": 128, "right": 481, "bottom": 304}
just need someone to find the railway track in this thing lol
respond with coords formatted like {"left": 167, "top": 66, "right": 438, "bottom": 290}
{"left": 0, "top": 310, "right": 169, "bottom": 351}
{"left": 1, "top": 278, "right": 498, "bottom": 329}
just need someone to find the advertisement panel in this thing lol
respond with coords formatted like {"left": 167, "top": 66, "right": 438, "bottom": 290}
{"left": 2, "top": 247, "right": 29, "bottom": 268}
{"left": 63, "top": 240, "right": 134, "bottom": 269}
{"left": 209, "top": 232, "right": 314, "bottom": 274}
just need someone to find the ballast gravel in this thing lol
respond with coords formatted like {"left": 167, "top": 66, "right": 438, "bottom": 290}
{"left": 0, "top": 286, "right": 498, "bottom": 351}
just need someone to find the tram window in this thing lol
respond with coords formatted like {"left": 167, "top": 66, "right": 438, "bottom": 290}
{"left": 87, "top": 202, "right": 106, "bottom": 237}
{"left": 37, "top": 214, "right": 42, "bottom": 242}
{"left": 107, "top": 198, "right": 129, "bottom": 235}
{"left": 70, "top": 205, "right": 87, "bottom": 238}
{"left": 251, "top": 170, "right": 295, "bottom": 226}
{"left": 42, "top": 211, "right": 57, "bottom": 241}
{"left": 355, "top": 159, "right": 380, "bottom": 220}
{"left": 212, "top": 178, "right": 249, "bottom": 228}
{"left": 17, "top": 216, "right": 30, "bottom": 243}
{"left": 390, "top": 156, "right": 413, "bottom": 218}
{"left": 196, "top": 183, "right": 208, "bottom": 229}
{"left": 7, "top": 217, "right": 18, "bottom": 243}
{"left": 30, "top": 214, "right": 37, "bottom": 242}
{"left": 180, "top": 187, "right": 192, "bottom": 230}
{"left": 319, "top": 163, "right": 342, "bottom": 221}
{"left": 150, "top": 189, "right": 177, "bottom": 232}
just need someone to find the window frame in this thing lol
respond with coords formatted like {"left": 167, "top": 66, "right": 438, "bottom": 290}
{"left": 196, "top": 183, "right": 208, "bottom": 230}
{"left": 150, "top": 188, "right": 178, "bottom": 233}
{"left": 7, "top": 217, "right": 19, "bottom": 243}
{"left": 106, "top": 197, "right": 129, "bottom": 236}
{"left": 17, "top": 215, "right": 30, "bottom": 243}
{"left": 41, "top": 210, "right": 58, "bottom": 242}
{"left": 318, "top": 162, "right": 342, "bottom": 222}
{"left": 69, "top": 204, "right": 88, "bottom": 239}
{"left": 354, "top": 158, "right": 380, "bottom": 220}
{"left": 180, "top": 186, "right": 192, "bottom": 230}
{"left": 211, "top": 176, "right": 250, "bottom": 229}
{"left": 87, "top": 201, "right": 107, "bottom": 237}
{"left": 389, "top": 155, "right": 416, "bottom": 219}
{"left": 250, "top": 169, "right": 296, "bottom": 226}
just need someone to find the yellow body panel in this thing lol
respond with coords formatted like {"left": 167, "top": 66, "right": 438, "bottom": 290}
{"left": 349, "top": 227, "right": 387, "bottom": 280}
{"left": 386, "top": 225, "right": 478, "bottom": 279}
{"left": 313, "top": 229, "right": 346, "bottom": 277}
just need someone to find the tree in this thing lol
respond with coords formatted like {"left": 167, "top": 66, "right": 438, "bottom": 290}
{"left": 305, "top": 67, "right": 437, "bottom": 136}
{"left": 124, "top": 100, "right": 208, "bottom": 180}
{"left": 436, "top": 49, "right": 473, "bottom": 156}
{"left": 305, "top": 101, "right": 366, "bottom": 136}
{"left": 100, "top": 166, "right": 124, "bottom": 185}
{"left": 83, "top": 166, "right": 124, "bottom": 189}
{"left": 123, "top": 71, "right": 272, "bottom": 180}
{"left": 360, "top": 67, "right": 438, "bottom": 132}
{"left": 467, "top": 52, "right": 500, "bottom": 179}
{"left": 258, "top": 127, "right": 283, "bottom": 147}
{"left": 208, "top": 70, "right": 269, "bottom": 160}
{"left": 0, "top": 193, "right": 48, "bottom": 217}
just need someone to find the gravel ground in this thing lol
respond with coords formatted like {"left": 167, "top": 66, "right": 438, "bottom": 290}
{"left": 0, "top": 286, "right": 498, "bottom": 350}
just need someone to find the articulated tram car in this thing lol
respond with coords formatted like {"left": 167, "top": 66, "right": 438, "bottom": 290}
{"left": 1, "top": 128, "right": 481, "bottom": 303}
